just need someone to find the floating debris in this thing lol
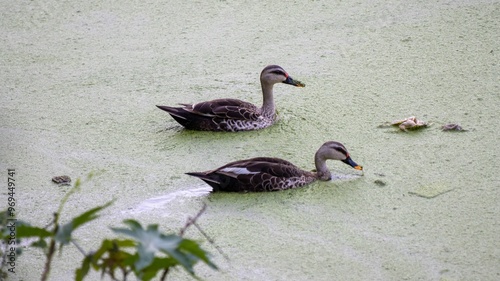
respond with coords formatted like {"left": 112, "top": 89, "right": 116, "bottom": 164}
{"left": 390, "top": 116, "right": 429, "bottom": 131}
{"left": 441, "top": 123, "right": 466, "bottom": 131}
{"left": 374, "top": 179, "right": 386, "bottom": 186}
{"left": 409, "top": 183, "right": 453, "bottom": 199}
{"left": 52, "top": 175, "right": 71, "bottom": 185}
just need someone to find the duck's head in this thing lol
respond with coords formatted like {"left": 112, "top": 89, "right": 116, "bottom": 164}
{"left": 260, "top": 65, "right": 305, "bottom": 87}
{"left": 316, "top": 141, "right": 363, "bottom": 170}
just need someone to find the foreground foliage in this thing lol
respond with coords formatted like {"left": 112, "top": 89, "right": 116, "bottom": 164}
{"left": 77, "top": 219, "right": 217, "bottom": 281}
{"left": 12, "top": 174, "right": 217, "bottom": 280}
{"left": 0, "top": 210, "right": 25, "bottom": 279}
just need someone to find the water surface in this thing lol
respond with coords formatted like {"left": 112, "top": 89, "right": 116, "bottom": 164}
{"left": 1, "top": 1, "right": 499, "bottom": 280}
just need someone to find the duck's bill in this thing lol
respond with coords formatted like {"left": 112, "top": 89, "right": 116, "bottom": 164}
{"left": 283, "top": 76, "right": 305, "bottom": 87}
{"left": 342, "top": 157, "right": 363, "bottom": 170}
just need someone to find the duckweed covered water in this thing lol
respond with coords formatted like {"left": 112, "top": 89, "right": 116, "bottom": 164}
{"left": 1, "top": 1, "right": 499, "bottom": 280}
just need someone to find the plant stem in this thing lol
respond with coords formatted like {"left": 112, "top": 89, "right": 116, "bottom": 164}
{"left": 160, "top": 267, "right": 169, "bottom": 281}
{"left": 40, "top": 239, "right": 56, "bottom": 281}
{"left": 179, "top": 203, "right": 207, "bottom": 236}
{"left": 194, "top": 222, "right": 230, "bottom": 262}
{"left": 71, "top": 240, "right": 87, "bottom": 256}
{"left": 41, "top": 212, "right": 59, "bottom": 281}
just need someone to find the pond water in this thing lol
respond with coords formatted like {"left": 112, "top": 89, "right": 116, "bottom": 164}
{"left": 1, "top": 0, "right": 499, "bottom": 280}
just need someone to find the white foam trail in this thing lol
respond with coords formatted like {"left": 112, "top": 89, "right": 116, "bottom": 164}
{"left": 124, "top": 185, "right": 211, "bottom": 214}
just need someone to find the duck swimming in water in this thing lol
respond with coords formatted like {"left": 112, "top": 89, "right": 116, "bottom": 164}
{"left": 186, "top": 141, "right": 363, "bottom": 192}
{"left": 156, "top": 65, "right": 305, "bottom": 132}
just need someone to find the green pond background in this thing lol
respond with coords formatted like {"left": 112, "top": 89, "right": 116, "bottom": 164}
{"left": 1, "top": 0, "right": 499, "bottom": 280}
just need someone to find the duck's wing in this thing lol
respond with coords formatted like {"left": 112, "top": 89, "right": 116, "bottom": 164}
{"left": 239, "top": 157, "right": 297, "bottom": 168}
{"left": 157, "top": 98, "right": 263, "bottom": 131}
{"left": 216, "top": 157, "right": 304, "bottom": 180}
{"left": 184, "top": 98, "right": 262, "bottom": 121}
{"left": 187, "top": 157, "right": 312, "bottom": 192}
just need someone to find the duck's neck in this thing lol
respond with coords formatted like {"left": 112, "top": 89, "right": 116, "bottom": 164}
{"left": 260, "top": 82, "right": 275, "bottom": 118}
{"left": 314, "top": 152, "right": 332, "bottom": 181}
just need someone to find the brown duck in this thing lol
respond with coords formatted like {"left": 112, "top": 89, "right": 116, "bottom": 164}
{"left": 156, "top": 65, "right": 305, "bottom": 132}
{"left": 186, "top": 141, "right": 363, "bottom": 192}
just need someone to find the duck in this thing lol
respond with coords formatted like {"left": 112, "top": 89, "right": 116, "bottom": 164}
{"left": 156, "top": 65, "right": 305, "bottom": 132}
{"left": 186, "top": 141, "right": 363, "bottom": 192}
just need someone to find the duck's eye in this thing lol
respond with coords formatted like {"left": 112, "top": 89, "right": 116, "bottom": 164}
{"left": 271, "top": 70, "right": 286, "bottom": 76}
{"left": 332, "top": 146, "right": 348, "bottom": 156}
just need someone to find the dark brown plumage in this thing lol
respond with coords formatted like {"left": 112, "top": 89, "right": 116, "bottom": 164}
{"left": 186, "top": 141, "right": 363, "bottom": 192}
{"left": 156, "top": 65, "right": 305, "bottom": 132}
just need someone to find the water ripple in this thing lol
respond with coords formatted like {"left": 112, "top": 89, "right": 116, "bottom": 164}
{"left": 125, "top": 185, "right": 211, "bottom": 214}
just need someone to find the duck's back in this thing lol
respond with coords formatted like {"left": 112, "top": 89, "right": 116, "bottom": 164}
{"left": 211, "top": 157, "right": 316, "bottom": 192}
{"left": 160, "top": 98, "right": 276, "bottom": 131}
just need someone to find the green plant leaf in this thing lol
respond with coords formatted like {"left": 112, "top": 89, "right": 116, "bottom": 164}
{"left": 136, "top": 244, "right": 156, "bottom": 272}
{"left": 31, "top": 239, "right": 48, "bottom": 249}
{"left": 71, "top": 200, "right": 114, "bottom": 231}
{"left": 89, "top": 239, "right": 117, "bottom": 268}
{"left": 75, "top": 255, "right": 91, "bottom": 281}
{"left": 158, "top": 247, "right": 196, "bottom": 274}
{"left": 86, "top": 211, "right": 220, "bottom": 280}
{"left": 122, "top": 219, "right": 142, "bottom": 230}
{"left": 76, "top": 238, "right": 137, "bottom": 281}
{"left": 112, "top": 221, "right": 184, "bottom": 272}
{"left": 179, "top": 239, "right": 218, "bottom": 270}
{"left": 16, "top": 224, "right": 52, "bottom": 239}
{"left": 55, "top": 200, "right": 113, "bottom": 245}
{"left": 140, "top": 257, "right": 179, "bottom": 281}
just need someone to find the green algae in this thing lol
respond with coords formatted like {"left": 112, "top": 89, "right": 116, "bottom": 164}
{"left": 1, "top": 1, "right": 499, "bottom": 280}
{"left": 409, "top": 183, "right": 454, "bottom": 199}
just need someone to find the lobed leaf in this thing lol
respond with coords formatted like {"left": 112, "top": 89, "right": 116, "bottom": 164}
{"left": 139, "top": 257, "right": 179, "bottom": 281}
{"left": 179, "top": 239, "right": 218, "bottom": 270}
{"left": 75, "top": 238, "right": 137, "bottom": 281}
{"left": 112, "top": 221, "right": 184, "bottom": 271}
